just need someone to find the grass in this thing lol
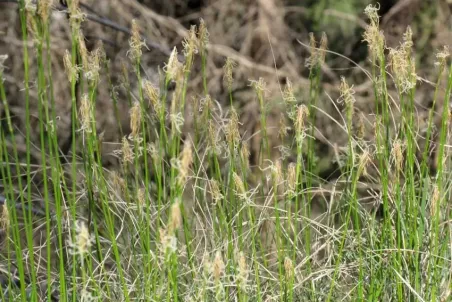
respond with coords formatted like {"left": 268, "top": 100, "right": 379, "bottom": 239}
{"left": 0, "top": 1, "right": 451, "bottom": 301}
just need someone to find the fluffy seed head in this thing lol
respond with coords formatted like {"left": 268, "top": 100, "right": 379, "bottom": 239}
{"left": 86, "top": 46, "right": 102, "bottom": 84}
{"left": 363, "top": 5, "right": 385, "bottom": 60}
{"left": 207, "top": 120, "right": 220, "bottom": 153}
{"left": 128, "top": 20, "right": 145, "bottom": 62}
{"left": 183, "top": 25, "right": 198, "bottom": 71}
{"left": 159, "top": 228, "right": 177, "bottom": 255}
{"left": 318, "top": 32, "right": 328, "bottom": 65}
{"left": 339, "top": 77, "right": 356, "bottom": 106}
{"left": 287, "top": 162, "right": 297, "bottom": 195}
{"left": 240, "top": 142, "right": 250, "bottom": 170}
{"left": 197, "top": 18, "right": 209, "bottom": 54}
{"left": 165, "top": 47, "right": 183, "bottom": 81}
{"left": 24, "top": 0, "right": 36, "bottom": 14}
{"left": 63, "top": 50, "right": 79, "bottom": 83}
{"left": 249, "top": 77, "right": 267, "bottom": 97}
{"left": 225, "top": 108, "right": 241, "bottom": 150}
{"left": 435, "top": 46, "right": 450, "bottom": 68}
{"left": 79, "top": 94, "right": 92, "bottom": 134}
{"left": 209, "top": 179, "right": 223, "bottom": 205}
{"left": 430, "top": 184, "right": 440, "bottom": 217}
{"left": 121, "top": 136, "right": 134, "bottom": 164}
{"left": 68, "top": 220, "right": 94, "bottom": 258}
{"left": 273, "top": 159, "right": 284, "bottom": 187}
{"left": 308, "top": 32, "right": 317, "bottom": 67}
{"left": 278, "top": 113, "right": 290, "bottom": 138}
{"left": 358, "top": 149, "right": 371, "bottom": 177}
{"left": 389, "top": 30, "right": 417, "bottom": 94}
{"left": 169, "top": 200, "right": 182, "bottom": 234}
{"left": 78, "top": 33, "right": 89, "bottom": 71}
{"left": 178, "top": 140, "right": 193, "bottom": 186}
{"left": 213, "top": 251, "right": 225, "bottom": 281}
{"left": 68, "top": 0, "right": 84, "bottom": 30}
{"left": 37, "top": 0, "right": 53, "bottom": 23}
{"left": 284, "top": 257, "right": 294, "bottom": 280}
{"left": 233, "top": 172, "right": 246, "bottom": 197}
{"left": 356, "top": 113, "right": 365, "bottom": 141}
{"left": 392, "top": 139, "right": 404, "bottom": 173}
{"left": 144, "top": 80, "right": 161, "bottom": 116}
{"left": 223, "top": 57, "right": 236, "bottom": 90}
{"left": 237, "top": 252, "right": 248, "bottom": 285}
{"left": 283, "top": 79, "right": 297, "bottom": 104}
{"left": 129, "top": 101, "right": 141, "bottom": 138}
{"left": 147, "top": 142, "right": 161, "bottom": 163}
{"left": 0, "top": 203, "right": 9, "bottom": 231}
{"left": 294, "top": 105, "right": 309, "bottom": 139}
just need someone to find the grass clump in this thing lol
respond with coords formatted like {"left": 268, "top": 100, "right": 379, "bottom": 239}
{"left": 0, "top": 2, "right": 451, "bottom": 301}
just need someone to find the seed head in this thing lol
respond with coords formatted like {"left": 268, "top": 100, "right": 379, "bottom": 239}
{"left": 318, "top": 32, "right": 328, "bottom": 65}
{"left": 225, "top": 108, "right": 241, "bottom": 150}
{"left": 364, "top": 4, "right": 380, "bottom": 27}
{"left": 68, "top": 220, "right": 94, "bottom": 258}
{"left": 223, "top": 57, "right": 236, "bottom": 90}
{"left": 129, "top": 101, "right": 141, "bottom": 138}
{"left": 287, "top": 162, "right": 297, "bottom": 195}
{"left": 159, "top": 228, "right": 177, "bottom": 255}
{"left": 237, "top": 251, "right": 248, "bottom": 286}
{"left": 278, "top": 113, "right": 290, "bottom": 138}
{"left": 339, "top": 77, "right": 356, "bottom": 106}
{"left": 24, "top": 0, "right": 36, "bottom": 14}
{"left": 430, "top": 184, "right": 440, "bottom": 217}
{"left": 128, "top": 20, "right": 145, "bottom": 62}
{"left": 207, "top": 120, "right": 220, "bottom": 154}
{"left": 197, "top": 18, "right": 209, "bottom": 55}
{"left": 178, "top": 140, "right": 193, "bottom": 186}
{"left": 121, "top": 136, "right": 134, "bottom": 164}
{"left": 306, "top": 32, "right": 318, "bottom": 69}
{"left": 165, "top": 47, "right": 183, "bottom": 81}
{"left": 144, "top": 80, "right": 161, "bottom": 116}
{"left": 363, "top": 5, "right": 385, "bottom": 60}
{"left": 249, "top": 77, "right": 267, "bottom": 98}
{"left": 212, "top": 251, "right": 225, "bottom": 281}
{"left": 284, "top": 257, "right": 294, "bottom": 280}
{"left": 63, "top": 50, "right": 79, "bottom": 83}
{"left": 273, "top": 159, "right": 284, "bottom": 187}
{"left": 79, "top": 94, "right": 92, "bottom": 134}
{"left": 233, "top": 172, "right": 246, "bottom": 198}
{"left": 356, "top": 113, "right": 365, "bottom": 141}
{"left": 170, "top": 112, "right": 185, "bottom": 133}
{"left": 37, "top": 0, "right": 53, "bottom": 23}
{"left": 358, "top": 149, "right": 371, "bottom": 177}
{"left": 78, "top": 33, "right": 89, "bottom": 71}
{"left": 183, "top": 25, "right": 198, "bottom": 71}
{"left": 0, "top": 203, "right": 10, "bottom": 232}
{"left": 389, "top": 31, "right": 417, "bottom": 94}
{"left": 209, "top": 179, "right": 223, "bottom": 205}
{"left": 86, "top": 46, "right": 102, "bottom": 84}
{"left": 147, "top": 142, "right": 161, "bottom": 163}
{"left": 283, "top": 79, "right": 297, "bottom": 104}
{"left": 294, "top": 105, "right": 309, "bottom": 140}
{"left": 435, "top": 46, "right": 450, "bottom": 68}
{"left": 391, "top": 139, "right": 404, "bottom": 173}
{"left": 240, "top": 142, "right": 250, "bottom": 170}
{"left": 68, "top": 0, "right": 84, "bottom": 30}
{"left": 168, "top": 200, "right": 182, "bottom": 234}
